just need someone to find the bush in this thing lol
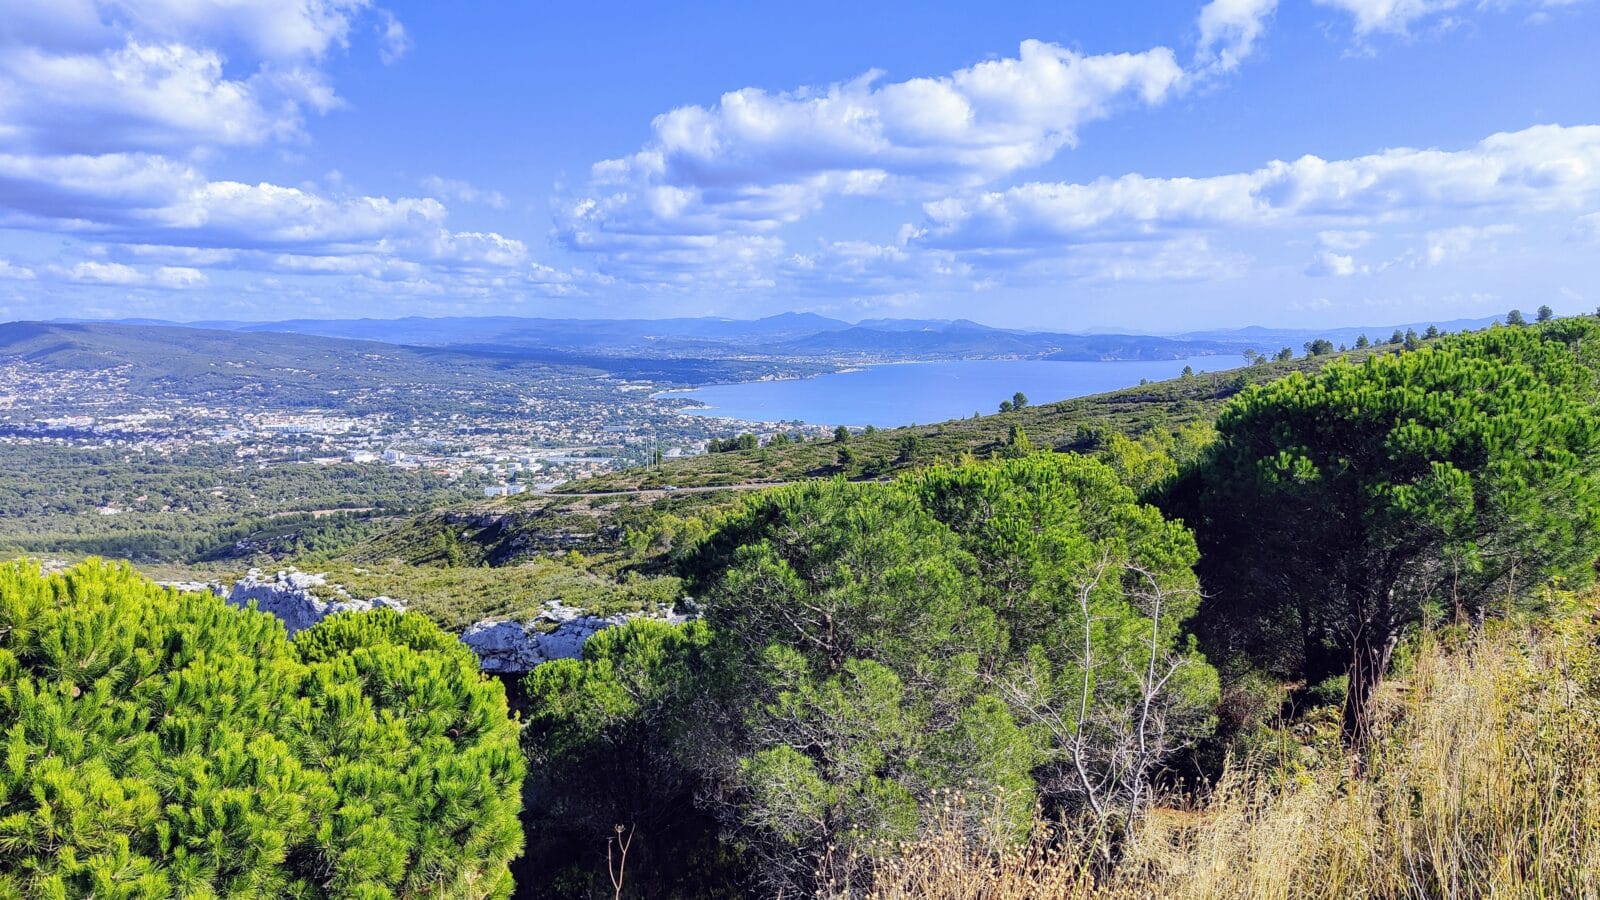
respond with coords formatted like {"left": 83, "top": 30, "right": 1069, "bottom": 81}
{"left": 0, "top": 559, "right": 524, "bottom": 899}
{"left": 851, "top": 602, "right": 1600, "bottom": 898}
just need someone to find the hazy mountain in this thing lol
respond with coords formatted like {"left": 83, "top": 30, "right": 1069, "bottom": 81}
{"left": 1178, "top": 316, "right": 1503, "bottom": 349}
{"left": 41, "top": 312, "right": 1509, "bottom": 366}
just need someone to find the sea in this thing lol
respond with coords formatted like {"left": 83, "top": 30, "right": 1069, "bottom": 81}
{"left": 667, "top": 355, "right": 1251, "bottom": 428}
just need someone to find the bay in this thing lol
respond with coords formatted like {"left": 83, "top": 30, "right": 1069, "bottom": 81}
{"left": 670, "top": 355, "right": 1251, "bottom": 427}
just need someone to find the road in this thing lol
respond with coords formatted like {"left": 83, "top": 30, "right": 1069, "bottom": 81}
{"left": 531, "top": 481, "right": 794, "bottom": 499}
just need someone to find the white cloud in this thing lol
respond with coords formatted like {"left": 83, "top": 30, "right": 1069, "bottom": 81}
{"left": 557, "top": 38, "right": 1188, "bottom": 260}
{"left": 0, "top": 42, "right": 297, "bottom": 153}
{"left": 1306, "top": 250, "right": 1363, "bottom": 276}
{"left": 0, "top": 260, "right": 38, "bottom": 281}
{"left": 63, "top": 260, "right": 144, "bottom": 284}
{"left": 421, "top": 175, "right": 508, "bottom": 209}
{"left": 0, "top": 152, "right": 450, "bottom": 248}
{"left": 0, "top": 150, "right": 564, "bottom": 303}
{"left": 0, "top": 0, "right": 401, "bottom": 154}
{"left": 123, "top": 243, "right": 239, "bottom": 265}
{"left": 376, "top": 10, "right": 411, "bottom": 65}
{"left": 53, "top": 259, "right": 208, "bottom": 288}
{"left": 423, "top": 231, "right": 528, "bottom": 268}
{"left": 913, "top": 124, "right": 1600, "bottom": 248}
{"left": 1314, "top": 0, "right": 1470, "bottom": 34}
{"left": 1197, "top": 0, "right": 1279, "bottom": 71}
{"left": 1314, "top": 0, "right": 1584, "bottom": 36}
{"left": 1423, "top": 223, "right": 1516, "bottom": 264}
{"left": 152, "top": 265, "right": 208, "bottom": 287}
{"left": 5, "top": 0, "right": 378, "bottom": 64}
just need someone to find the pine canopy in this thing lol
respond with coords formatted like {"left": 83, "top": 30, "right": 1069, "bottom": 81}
{"left": 0, "top": 559, "right": 524, "bottom": 899}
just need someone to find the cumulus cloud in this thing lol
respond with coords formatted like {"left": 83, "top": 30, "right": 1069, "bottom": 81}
{"left": 1306, "top": 250, "right": 1363, "bottom": 276}
{"left": 53, "top": 260, "right": 208, "bottom": 288}
{"left": 1197, "top": 0, "right": 1279, "bottom": 71}
{"left": 0, "top": 1, "right": 586, "bottom": 312}
{"left": 0, "top": 0, "right": 402, "bottom": 154}
{"left": 556, "top": 38, "right": 1189, "bottom": 264}
{"left": 0, "top": 152, "right": 450, "bottom": 249}
{"left": 0, "top": 150, "right": 561, "bottom": 304}
{"left": 912, "top": 124, "right": 1600, "bottom": 248}
{"left": 1424, "top": 223, "right": 1516, "bottom": 264}
{"left": 0, "top": 42, "right": 302, "bottom": 153}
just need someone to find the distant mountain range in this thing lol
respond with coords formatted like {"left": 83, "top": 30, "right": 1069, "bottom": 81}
{"left": 39, "top": 312, "right": 1508, "bottom": 366}
{"left": 0, "top": 321, "right": 827, "bottom": 400}
{"left": 1175, "top": 316, "right": 1503, "bottom": 348}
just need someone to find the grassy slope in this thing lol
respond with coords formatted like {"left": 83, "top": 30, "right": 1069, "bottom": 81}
{"left": 856, "top": 596, "right": 1600, "bottom": 898}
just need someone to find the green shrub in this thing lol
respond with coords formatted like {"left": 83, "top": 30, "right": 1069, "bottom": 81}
{"left": 0, "top": 559, "right": 524, "bottom": 899}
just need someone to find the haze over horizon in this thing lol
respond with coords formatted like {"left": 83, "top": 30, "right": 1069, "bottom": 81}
{"left": 1, "top": 0, "right": 1597, "bottom": 330}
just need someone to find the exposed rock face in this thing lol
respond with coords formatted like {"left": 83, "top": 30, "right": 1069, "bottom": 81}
{"left": 460, "top": 602, "right": 691, "bottom": 673}
{"left": 216, "top": 569, "right": 687, "bottom": 672}
{"left": 225, "top": 569, "right": 406, "bottom": 636}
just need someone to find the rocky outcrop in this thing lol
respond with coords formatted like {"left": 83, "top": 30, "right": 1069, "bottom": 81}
{"left": 215, "top": 569, "right": 687, "bottom": 672}
{"left": 225, "top": 568, "right": 405, "bottom": 635}
{"left": 460, "top": 602, "right": 691, "bottom": 673}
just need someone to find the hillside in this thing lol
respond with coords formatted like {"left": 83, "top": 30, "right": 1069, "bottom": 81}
{"left": 0, "top": 321, "right": 589, "bottom": 406}
{"left": 560, "top": 346, "right": 1387, "bottom": 492}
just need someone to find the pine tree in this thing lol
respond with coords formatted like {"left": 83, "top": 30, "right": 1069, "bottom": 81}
{"left": 0, "top": 560, "right": 525, "bottom": 899}
{"left": 1164, "top": 321, "right": 1600, "bottom": 744}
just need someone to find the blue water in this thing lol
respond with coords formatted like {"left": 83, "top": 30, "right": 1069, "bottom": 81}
{"left": 670, "top": 356, "right": 1250, "bottom": 427}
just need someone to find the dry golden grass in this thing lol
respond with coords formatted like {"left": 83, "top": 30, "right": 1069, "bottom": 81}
{"left": 845, "top": 605, "right": 1600, "bottom": 899}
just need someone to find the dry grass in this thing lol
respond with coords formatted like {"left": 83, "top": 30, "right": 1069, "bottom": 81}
{"left": 845, "top": 605, "right": 1600, "bottom": 899}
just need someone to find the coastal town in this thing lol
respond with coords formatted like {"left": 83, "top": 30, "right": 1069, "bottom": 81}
{"left": 0, "top": 355, "right": 830, "bottom": 498}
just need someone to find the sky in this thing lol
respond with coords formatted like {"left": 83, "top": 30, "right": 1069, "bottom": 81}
{"left": 0, "top": 0, "right": 1597, "bottom": 331}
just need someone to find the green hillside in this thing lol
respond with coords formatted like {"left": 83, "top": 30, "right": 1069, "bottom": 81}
{"left": 561, "top": 347, "right": 1385, "bottom": 492}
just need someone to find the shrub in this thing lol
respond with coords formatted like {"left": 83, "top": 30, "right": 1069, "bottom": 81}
{"left": 0, "top": 559, "right": 524, "bottom": 899}
{"left": 850, "top": 602, "right": 1600, "bottom": 898}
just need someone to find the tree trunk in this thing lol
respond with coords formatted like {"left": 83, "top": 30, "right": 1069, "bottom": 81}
{"left": 1342, "top": 627, "right": 1398, "bottom": 747}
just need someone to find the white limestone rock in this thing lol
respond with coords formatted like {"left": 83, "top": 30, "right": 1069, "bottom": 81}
{"left": 220, "top": 569, "right": 688, "bottom": 673}
{"left": 226, "top": 568, "right": 407, "bottom": 635}
{"left": 460, "top": 602, "right": 691, "bottom": 673}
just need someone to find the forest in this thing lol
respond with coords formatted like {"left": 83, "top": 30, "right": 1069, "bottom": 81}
{"left": 0, "top": 443, "right": 477, "bottom": 561}
{"left": 3, "top": 317, "right": 1599, "bottom": 898}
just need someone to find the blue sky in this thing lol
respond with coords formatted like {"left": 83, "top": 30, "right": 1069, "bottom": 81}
{"left": 0, "top": 0, "right": 1596, "bottom": 330}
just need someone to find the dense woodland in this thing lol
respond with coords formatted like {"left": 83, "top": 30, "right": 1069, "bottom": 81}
{"left": 4, "top": 317, "right": 1600, "bottom": 897}
{"left": 0, "top": 444, "right": 476, "bottom": 561}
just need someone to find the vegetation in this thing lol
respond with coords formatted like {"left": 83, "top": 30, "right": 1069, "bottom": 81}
{"left": 1163, "top": 320, "right": 1600, "bottom": 740}
{"left": 0, "top": 559, "right": 524, "bottom": 898}
{"left": 0, "top": 443, "right": 478, "bottom": 562}
{"left": 9, "top": 315, "right": 1600, "bottom": 899}
{"left": 847, "top": 599, "right": 1600, "bottom": 898}
{"left": 314, "top": 559, "right": 683, "bottom": 633}
{"left": 523, "top": 454, "right": 1218, "bottom": 896}
{"left": 513, "top": 315, "right": 1600, "bottom": 897}
{"left": 570, "top": 348, "right": 1390, "bottom": 493}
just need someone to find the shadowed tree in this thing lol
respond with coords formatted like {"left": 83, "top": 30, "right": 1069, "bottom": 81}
{"left": 1161, "top": 321, "right": 1600, "bottom": 743}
